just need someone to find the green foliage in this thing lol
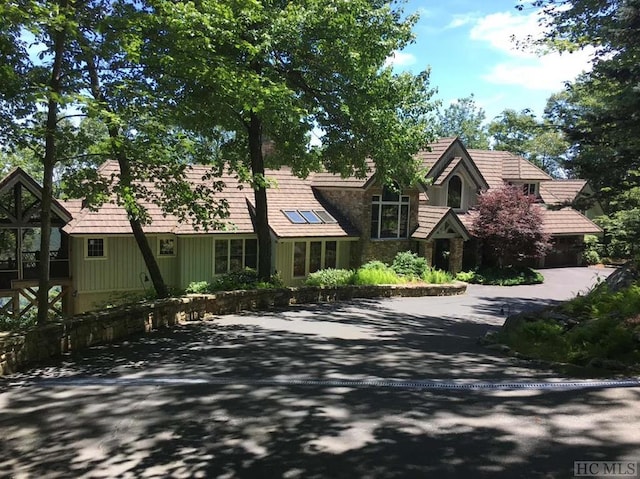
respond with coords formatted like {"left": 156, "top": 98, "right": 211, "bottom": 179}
{"left": 359, "top": 260, "right": 389, "bottom": 271}
{"left": 435, "top": 94, "right": 489, "bottom": 149}
{"left": 499, "top": 280, "right": 640, "bottom": 369}
{"left": 353, "top": 267, "right": 405, "bottom": 285}
{"left": 185, "top": 269, "right": 282, "bottom": 293}
{"left": 305, "top": 269, "right": 355, "bottom": 287}
{"left": 391, "top": 251, "right": 428, "bottom": 278}
{"left": 457, "top": 266, "right": 544, "bottom": 286}
{"left": 422, "top": 268, "right": 454, "bottom": 284}
{"left": 488, "top": 108, "right": 567, "bottom": 177}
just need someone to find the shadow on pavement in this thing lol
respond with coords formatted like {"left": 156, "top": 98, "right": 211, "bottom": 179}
{"left": 1, "top": 297, "right": 639, "bottom": 478}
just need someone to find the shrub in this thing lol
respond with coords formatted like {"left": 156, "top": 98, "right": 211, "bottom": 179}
{"left": 360, "top": 260, "right": 389, "bottom": 270}
{"left": 185, "top": 281, "right": 210, "bottom": 294}
{"left": 458, "top": 266, "right": 544, "bottom": 286}
{"left": 391, "top": 251, "right": 428, "bottom": 277}
{"left": 583, "top": 249, "right": 601, "bottom": 265}
{"left": 353, "top": 267, "right": 405, "bottom": 285}
{"left": 422, "top": 268, "right": 454, "bottom": 284}
{"left": 305, "top": 268, "right": 354, "bottom": 286}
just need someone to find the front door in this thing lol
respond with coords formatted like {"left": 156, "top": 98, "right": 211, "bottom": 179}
{"left": 434, "top": 238, "right": 450, "bottom": 271}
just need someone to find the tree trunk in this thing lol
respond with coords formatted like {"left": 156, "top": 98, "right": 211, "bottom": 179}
{"left": 82, "top": 42, "right": 169, "bottom": 299}
{"left": 37, "top": 0, "right": 68, "bottom": 325}
{"left": 116, "top": 152, "right": 170, "bottom": 298}
{"left": 248, "top": 112, "right": 272, "bottom": 281}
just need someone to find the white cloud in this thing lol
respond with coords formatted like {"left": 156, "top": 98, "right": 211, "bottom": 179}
{"left": 469, "top": 9, "right": 594, "bottom": 91}
{"left": 384, "top": 51, "right": 417, "bottom": 68}
{"left": 484, "top": 50, "right": 593, "bottom": 90}
{"left": 445, "top": 13, "right": 478, "bottom": 30}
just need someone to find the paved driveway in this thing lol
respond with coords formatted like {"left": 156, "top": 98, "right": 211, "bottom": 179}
{"left": 2, "top": 266, "right": 639, "bottom": 478}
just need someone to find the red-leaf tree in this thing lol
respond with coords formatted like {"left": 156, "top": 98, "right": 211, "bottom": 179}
{"left": 472, "top": 185, "right": 551, "bottom": 268}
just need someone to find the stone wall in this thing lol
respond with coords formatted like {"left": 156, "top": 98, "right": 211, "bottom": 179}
{"left": 0, "top": 282, "right": 466, "bottom": 376}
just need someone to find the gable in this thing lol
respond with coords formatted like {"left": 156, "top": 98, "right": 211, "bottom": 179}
{"left": 424, "top": 139, "right": 489, "bottom": 191}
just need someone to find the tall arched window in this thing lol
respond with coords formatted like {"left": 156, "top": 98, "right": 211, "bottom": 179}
{"left": 447, "top": 175, "right": 462, "bottom": 209}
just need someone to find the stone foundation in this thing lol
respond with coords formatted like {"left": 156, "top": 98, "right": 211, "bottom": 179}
{"left": 0, "top": 282, "right": 466, "bottom": 376}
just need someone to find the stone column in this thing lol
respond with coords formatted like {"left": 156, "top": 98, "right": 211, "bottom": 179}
{"left": 422, "top": 241, "right": 434, "bottom": 267}
{"left": 449, "top": 237, "right": 464, "bottom": 274}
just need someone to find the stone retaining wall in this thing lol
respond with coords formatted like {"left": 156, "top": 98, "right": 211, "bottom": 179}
{"left": 0, "top": 282, "right": 466, "bottom": 376}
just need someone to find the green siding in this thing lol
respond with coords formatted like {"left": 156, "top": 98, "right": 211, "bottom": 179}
{"left": 178, "top": 236, "right": 214, "bottom": 288}
{"left": 71, "top": 235, "right": 180, "bottom": 293}
{"left": 275, "top": 241, "right": 294, "bottom": 285}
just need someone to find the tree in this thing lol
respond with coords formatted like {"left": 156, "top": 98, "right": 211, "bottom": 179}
{"left": 522, "top": 0, "right": 640, "bottom": 195}
{"left": 488, "top": 108, "right": 567, "bottom": 176}
{"left": 434, "top": 94, "right": 489, "bottom": 149}
{"left": 145, "top": 0, "right": 437, "bottom": 280}
{"left": 472, "top": 185, "right": 551, "bottom": 268}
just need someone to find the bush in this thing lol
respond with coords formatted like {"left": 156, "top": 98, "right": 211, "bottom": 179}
{"left": 359, "top": 260, "right": 389, "bottom": 270}
{"left": 583, "top": 249, "right": 601, "bottom": 265}
{"left": 353, "top": 267, "right": 405, "bottom": 285}
{"left": 422, "top": 268, "right": 454, "bottom": 284}
{"left": 391, "top": 251, "right": 428, "bottom": 277}
{"left": 185, "top": 268, "right": 282, "bottom": 293}
{"left": 305, "top": 269, "right": 354, "bottom": 287}
{"left": 457, "top": 266, "right": 544, "bottom": 286}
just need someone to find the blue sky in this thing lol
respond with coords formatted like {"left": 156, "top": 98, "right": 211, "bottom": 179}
{"left": 388, "top": 0, "right": 593, "bottom": 122}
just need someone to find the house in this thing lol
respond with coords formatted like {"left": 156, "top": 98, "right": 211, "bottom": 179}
{"left": 0, "top": 137, "right": 602, "bottom": 317}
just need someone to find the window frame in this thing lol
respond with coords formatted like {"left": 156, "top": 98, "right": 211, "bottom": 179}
{"left": 446, "top": 174, "right": 464, "bottom": 210}
{"left": 292, "top": 240, "right": 340, "bottom": 278}
{"left": 522, "top": 183, "right": 538, "bottom": 197}
{"left": 370, "top": 187, "right": 410, "bottom": 240}
{"left": 157, "top": 236, "right": 177, "bottom": 257}
{"left": 85, "top": 237, "right": 107, "bottom": 260}
{"left": 213, "top": 237, "right": 259, "bottom": 274}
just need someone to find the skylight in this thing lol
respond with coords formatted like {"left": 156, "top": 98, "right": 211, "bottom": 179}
{"left": 282, "top": 209, "right": 338, "bottom": 224}
{"left": 314, "top": 210, "right": 337, "bottom": 223}
{"left": 282, "top": 210, "right": 307, "bottom": 224}
{"left": 299, "top": 210, "right": 322, "bottom": 224}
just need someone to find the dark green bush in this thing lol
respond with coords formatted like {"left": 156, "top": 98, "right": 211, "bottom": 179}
{"left": 391, "top": 251, "right": 428, "bottom": 277}
{"left": 457, "top": 266, "right": 544, "bottom": 286}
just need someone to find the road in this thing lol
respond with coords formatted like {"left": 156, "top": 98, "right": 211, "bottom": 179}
{"left": 1, "top": 266, "right": 638, "bottom": 478}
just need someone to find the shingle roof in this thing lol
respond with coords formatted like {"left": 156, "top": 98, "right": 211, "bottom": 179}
{"left": 502, "top": 154, "right": 553, "bottom": 181}
{"left": 539, "top": 180, "right": 587, "bottom": 205}
{"left": 541, "top": 208, "right": 602, "bottom": 235}
{"left": 465, "top": 150, "right": 510, "bottom": 190}
{"left": 252, "top": 168, "right": 358, "bottom": 238}
{"left": 433, "top": 157, "right": 462, "bottom": 186}
{"left": 415, "top": 137, "right": 457, "bottom": 173}
{"left": 412, "top": 203, "right": 469, "bottom": 241}
{"left": 62, "top": 161, "right": 357, "bottom": 238}
{"left": 454, "top": 207, "right": 601, "bottom": 237}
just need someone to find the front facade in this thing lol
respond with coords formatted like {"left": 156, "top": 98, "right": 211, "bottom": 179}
{"left": 0, "top": 137, "right": 602, "bottom": 316}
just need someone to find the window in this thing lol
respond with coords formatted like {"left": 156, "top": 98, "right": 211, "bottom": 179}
{"left": 214, "top": 238, "right": 258, "bottom": 274}
{"left": 294, "top": 242, "right": 306, "bottom": 277}
{"left": 299, "top": 210, "right": 322, "bottom": 224}
{"left": 283, "top": 209, "right": 337, "bottom": 224}
{"left": 523, "top": 183, "right": 537, "bottom": 196}
{"left": 86, "top": 238, "right": 105, "bottom": 258}
{"left": 283, "top": 210, "right": 306, "bottom": 224}
{"left": 293, "top": 240, "right": 340, "bottom": 277}
{"left": 158, "top": 237, "right": 176, "bottom": 256}
{"left": 447, "top": 175, "right": 462, "bottom": 209}
{"left": 371, "top": 186, "right": 410, "bottom": 239}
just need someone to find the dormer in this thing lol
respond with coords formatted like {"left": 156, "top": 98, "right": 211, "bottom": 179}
{"left": 502, "top": 154, "right": 552, "bottom": 202}
{"left": 419, "top": 138, "right": 489, "bottom": 211}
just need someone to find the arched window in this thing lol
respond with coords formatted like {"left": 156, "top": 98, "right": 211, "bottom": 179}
{"left": 447, "top": 175, "right": 462, "bottom": 209}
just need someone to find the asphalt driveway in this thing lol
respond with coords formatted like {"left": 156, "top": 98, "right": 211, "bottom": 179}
{"left": 2, "top": 266, "right": 639, "bottom": 478}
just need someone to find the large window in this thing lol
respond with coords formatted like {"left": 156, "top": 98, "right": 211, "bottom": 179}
{"left": 371, "top": 187, "right": 410, "bottom": 239}
{"left": 293, "top": 240, "right": 338, "bottom": 277}
{"left": 447, "top": 175, "right": 462, "bottom": 209}
{"left": 214, "top": 238, "right": 258, "bottom": 274}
